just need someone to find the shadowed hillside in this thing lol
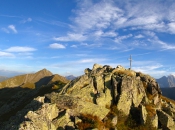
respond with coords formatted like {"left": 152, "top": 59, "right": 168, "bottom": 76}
{"left": 161, "top": 87, "right": 175, "bottom": 100}
{"left": 0, "top": 69, "right": 69, "bottom": 126}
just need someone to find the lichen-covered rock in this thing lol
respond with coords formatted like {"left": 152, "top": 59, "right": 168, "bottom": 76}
{"left": 19, "top": 103, "right": 58, "bottom": 130}
{"left": 96, "top": 74, "right": 113, "bottom": 107}
{"left": 92, "top": 63, "right": 103, "bottom": 71}
{"left": 111, "top": 116, "right": 118, "bottom": 127}
{"left": 140, "top": 105, "right": 147, "bottom": 124}
{"left": 117, "top": 76, "right": 133, "bottom": 115}
{"left": 157, "top": 110, "right": 175, "bottom": 130}
{"left": 151, "top": 114, "right": 158, "bottom": 129}
{"left": 84, "top": 68, "right": 92, "bottom": 74}
{"left": 132, "top": 78, "right": 147, "bottom": 107}
{"left": 46, "top": 93, "right": 110, "bottom": 120}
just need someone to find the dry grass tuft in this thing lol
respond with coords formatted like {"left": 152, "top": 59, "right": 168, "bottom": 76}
{"left": 76, "top": 114, "right": 107, "bottom": 130}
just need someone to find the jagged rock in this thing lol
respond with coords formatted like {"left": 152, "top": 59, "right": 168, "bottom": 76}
{"left": 111, "top": 116, "right": 118, "bottom": 127}
{"left": 84, "top": 68, "right": 92, "bottom": 74}
{"left": 132, "top": 77, "right": 147, "bottom": 107}
{"left": 117, "top": 76, "right": 133, "bottom": 115}
{"left": 140, "top": 105, "right": 147, "bottom": 124}
{"left": 75, "top": 116, "right": 82, "bottom": 125}
{"left": 46, "top": 93, "right": 110, "bottom": 120}
{"left": 92, "top": 63, "right": 103, "bottom": 71}
{"left": 151, "top": 114, "right": 158, "bottom": 129}
{"left": 96, "top": 74, "right": 113, "bottom": 107}
{"left": 157, "top": 110, "right": 175, "bottom": 130}
{"left": 112, "top": 65, "right": 125, "bottom": 74}
{"left": 18, "top": 99, "right": 58, "bottom": 130}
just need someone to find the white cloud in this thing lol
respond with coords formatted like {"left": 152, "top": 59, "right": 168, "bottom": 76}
{"left": 93, "top": 30, "right": 117, "bottom": 37}
{"left": 53, "top": 33, "right": 87, "bottom": 42}
{"left": 73, "top": 1, "right": 123, "bottom": 31}
{"left": 103, "top": 31, "right": 118, "bottom": 37}
{"left": 134, "top": 34, "right": 144, "bottom": 39}
{"left": 52, "top": 0, "right": 175, "bottom": 51}
{"left": 157, "top": 40, "right": 175, "bottom": 50}
{"left": 78, "top": 58, "right": 106, "bottom": 63}
{"left": 5, "top": 46, "right": 37, "bottom": 52}
{"left": 120, "top": 48, "right": 133, "bottom": 52}
{"left": 145, "top": 33, "right": 175, "bottom": 50}
{"left": 114, "top": 34, "right": 133, "bottom": 43}
{"left": 133, "top": 64, "right": 165, "bottom": 78}
{"left": 168, "top": 22, "right": 175, "bottom": 34}
{"left": 1, "top": 28, "right": 9, "bottom": 33}
{"left": 71, "top": 45, "right": 77, "bottom": 48}
{"left": 8, "top": 25, "right": 17, "bottom": 33}
{"left": 49, "top": 43, "right": 66, "bottom": 49}
{"left": 21, "top": 17, "right": 32, "bottom": 23}
{"left": 0, "top": 51, "right": 15, "bottom": 57}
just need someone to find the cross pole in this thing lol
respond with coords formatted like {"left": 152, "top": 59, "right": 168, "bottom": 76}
{"left": 128, "top": 55, "right": 132, "bottom": 70}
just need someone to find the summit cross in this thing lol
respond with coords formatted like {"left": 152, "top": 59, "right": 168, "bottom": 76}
{"left": 128, "top": 55, "right": 132, "bottom": 70}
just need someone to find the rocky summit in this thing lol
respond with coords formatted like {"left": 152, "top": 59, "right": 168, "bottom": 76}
{"left": 1, "top": 64, "right": 175, "bottom": 130}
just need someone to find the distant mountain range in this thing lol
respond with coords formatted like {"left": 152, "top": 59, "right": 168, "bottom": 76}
{"left": 65, "top": 75, "right": 77, "bottom": 80}
{"left": 156, "top": 75, "right": 175, "bottom": 100}
{"left": 0, "top": 76, "right": 8, "bottom": 82}
{"left": 156, "top": 74, "right": 175, "bottom": 88}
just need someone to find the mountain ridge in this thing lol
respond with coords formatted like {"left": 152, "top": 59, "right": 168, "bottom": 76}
{"left": 1, "top": 64, "right": 175, "bottom": 130}
{"left": 0, "top": 68, "right": 53, "bottom": 88}
{"left": 0, "top": 68, "right": 69, "bottom": 125}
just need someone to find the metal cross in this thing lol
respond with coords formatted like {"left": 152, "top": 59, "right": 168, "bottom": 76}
{"left": 128, "top": 55, "right": 132, "bottom": 70}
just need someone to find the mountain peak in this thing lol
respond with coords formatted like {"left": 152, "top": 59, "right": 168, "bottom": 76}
{"left": 157, "top": 74, "right": 175, "bottom": 88}
{"left": 36, "top": 68, "right": 53, "bottom": 76}
{"left": 169, "top": 74, "right": 175, "bottom": 77}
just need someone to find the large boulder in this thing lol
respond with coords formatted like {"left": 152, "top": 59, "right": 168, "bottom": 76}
{"left": 45, "top": 93, "right": 110, "bottom": 120}
{"left": 157, "top": 110, "right": 175, "bottom": 130}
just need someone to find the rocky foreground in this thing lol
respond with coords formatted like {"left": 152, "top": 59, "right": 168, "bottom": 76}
{"left": 1, "top": 64, "right": 175, "bottom": 130}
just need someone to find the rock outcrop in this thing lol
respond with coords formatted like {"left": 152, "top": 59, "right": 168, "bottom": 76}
{"left": 1, "top": 64, "right": 175, "bottom": 130}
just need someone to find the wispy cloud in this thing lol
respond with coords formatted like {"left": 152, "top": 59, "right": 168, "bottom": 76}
{"left": 0, "top": 51, "right": 15, "bottom": 58}
{"left": 20, "top": 17, "right": 32, "bottom": 23}
{"left": 8, "top": 25, "right": 17, "bottom": 33}
{"left": 53, "top": 33, "right": 87, "bottom": 42}
{"left": 0, "top": 14, "right": 22, "bottom": 18}
{"left": 48, "top": 0, "right": 175, "bottom": 52}
{"left": 5, "top": 46, "right": 37, "bottom": 52}
{"left": 71, "top": 45, "right": 77, "bottom": 48}
{"left": 1, "top": 28, "right": 10, "bottom": 33}
{"left": 78, "top": 58, "right": 106, "bottom": 63}
{"left": 73, "top": 1, "right": 123, "bottom": 32}
{"left": 114, "top": 34, "right": 133, "bottom": 43}
{"left": 119, "top": 48, "right": 133, "bottom": 52}
{"left": 49, "top": 43, "right": 66, "bottom": 49}
{"left": 168, "top": 22, "right": 175, "bottom": 34}
{"left": 133, "top": 63, "right": 165, "bottom": 78}
{"left": 1, "top": 25, "right": 18, "bottom": 34}
{"left": 134, "top": 34, "right": 144, "bottom": 39}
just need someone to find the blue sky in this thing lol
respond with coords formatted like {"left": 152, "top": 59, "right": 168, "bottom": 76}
{"left": 1, "top": 0, "right": 175, "bottom": 78}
